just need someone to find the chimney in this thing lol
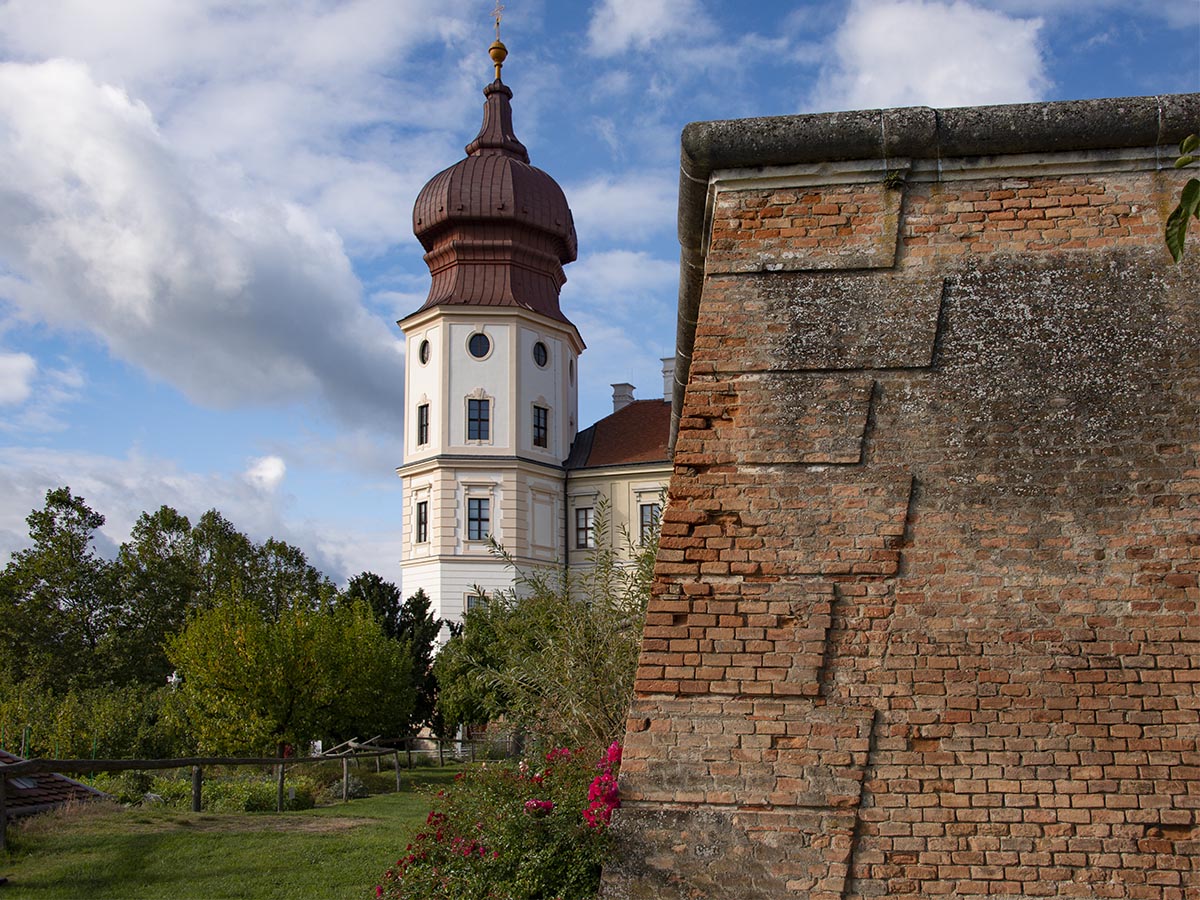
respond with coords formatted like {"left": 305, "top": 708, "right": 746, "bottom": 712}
{"left": 661, "top": 356, "right": 676, "bottom": 401}
{"left": 612, "top": 383, "right": 635, "bottom": 413}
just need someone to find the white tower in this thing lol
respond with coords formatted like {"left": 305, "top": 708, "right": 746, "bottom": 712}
{"left": 397, "top": 40, "right": 583, "bottom": 626}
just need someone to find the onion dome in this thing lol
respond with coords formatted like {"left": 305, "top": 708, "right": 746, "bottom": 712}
{"left": 411, "top": 42, "right": 578, "bottom": 325}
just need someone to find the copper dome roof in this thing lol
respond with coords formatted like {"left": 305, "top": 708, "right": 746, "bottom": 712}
{"left": 410, "top": 76, "right": 578, "bottom": 325}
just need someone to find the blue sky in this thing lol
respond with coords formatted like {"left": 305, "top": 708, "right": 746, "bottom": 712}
{"left": 0, "top": 0, "right": 1196, "bottom": 586}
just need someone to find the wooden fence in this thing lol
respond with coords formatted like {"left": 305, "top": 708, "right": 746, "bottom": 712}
{"left": 0, "top": 736, "right": 507, "bottom": 852}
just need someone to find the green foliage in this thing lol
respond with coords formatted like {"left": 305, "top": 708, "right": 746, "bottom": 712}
{"left": 346, "top": 572, "right": 402, "bottom": 639}
{"left": 1166, "top": 134, "right": 1199, "bottom": 263}
{"left": 433, "top": 502, "right": 655, "bottom": 747}
{"left": 164, "top": 593, "right": 415, "bottom": 754}
{"left": 397, "top": 588, "right": 443, "bottom": 730}
{"left": 379, "top": 745, "right": 620, "bottom": 900}
{"left": 0, "top": 488, "right": 118, "bottom": 691}
{"left": 106, "top": 506, "right": 201, "bottom": 686}
{"left": 0, "top": 674, "right": 176, "bottom": 759}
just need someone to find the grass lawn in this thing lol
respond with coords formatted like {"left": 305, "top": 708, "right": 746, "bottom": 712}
{"left": 0, "top": 767, "right": 465, "bottom": 900}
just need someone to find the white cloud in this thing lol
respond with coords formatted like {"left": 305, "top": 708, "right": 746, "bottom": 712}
{"left": 811, "top": 0, "right": 1049, "bottom": 112}
{"left": 561, "top": 249, "right": 678, "bottom": 423}
{"left": 0, "top": 59, "right": 404, "bottom": 430}
{"left": 567, "top": 173, "right": 677, "bottom": 243}
{"left": 0, "top": 351, "right": 35, "bottom": 404}
{"left": 586, "top": 0, "right": 712, "bottom": 57}
{"left": 0, "top": 446, "right": 401, "bottom": 585}
{"left": 245, "top": 455, "right": 287, "bottom": 492}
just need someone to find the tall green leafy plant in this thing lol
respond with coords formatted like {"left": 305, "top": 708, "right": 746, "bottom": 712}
{"left": 434, "top": 501, "right": 656, "bottom": 747}
{"left": 1166, "top": 133, "right": 1199, "bottom": 263}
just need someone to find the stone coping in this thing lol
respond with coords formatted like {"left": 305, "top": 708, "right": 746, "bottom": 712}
{"left": 667, "top": 92, "right": 1200, "bottom": 449}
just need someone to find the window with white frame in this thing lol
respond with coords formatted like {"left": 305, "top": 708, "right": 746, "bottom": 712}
{"left": 468, "top": 497, "right": 491, "bottom": 541}
{"left": 417, "top": 403, "right": 430, "bottom": 445}
{"left": 467, "top": 397, "right": 490, "bottom": 441}
{"left": 415, "top": 499, "right": 429, "bottom": 543}
{"left": 533, "top": 405, "right": 548, "bottom": 448}
{"left": 639, "top": 502, "right": 662, "bottom": 544}
{"left": 575, "top": 506, "right": 594, "bottom": 549}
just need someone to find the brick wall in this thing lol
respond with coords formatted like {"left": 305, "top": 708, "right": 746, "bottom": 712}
{"left": 602, "top": 115, "right": 1199, "bottom": 898}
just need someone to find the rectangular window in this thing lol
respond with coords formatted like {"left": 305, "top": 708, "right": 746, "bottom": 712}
{"left": 466, "top": 592, "right": 488, "bottom": 612}
{"left": 640, "top": 502, "right": 662, "bottom": 544}
{"left": 417, "top": 404, "right": 430, "bottom": 445}
{"left": 575, "top": 507, "right": 594, "bottom": 549}
{"left": 468, "top": 398, "right": 490, "bottom": 441}
{"left": 532, "top": 405, "right": 548, "bottom": 448}
{"left": 415, "top": 500, "right": 428, "bottom": 543}
{"left": 468, "top": 497, "right": 490, "bottom": 541}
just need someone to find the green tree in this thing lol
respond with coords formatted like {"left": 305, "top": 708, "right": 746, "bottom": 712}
{"left": 254, "top": 537, "right": 336, "bottom": 620}
{"left": 344, "top": 571, "right": 402, "bottom": 640}
{"left": 106, "top": 506, "right": 201, "bottom": 686}
{"left": 397, "top": 588, "right": 443, "bottom": 731}
{"left": 0, "top": 488, "right": 117, "bottom": 690}
{"left": 192, "top": 509, "right": 257, "bottom": 604}
{"left": 165, "top": 592, "right": 414, "bottom": 754}
{"left": 434, "top": 503, "right": 656, "bottom": 746}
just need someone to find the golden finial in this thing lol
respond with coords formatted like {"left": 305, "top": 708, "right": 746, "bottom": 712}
{"left": 489, "top": 2, "right": 507, "bottom": 81}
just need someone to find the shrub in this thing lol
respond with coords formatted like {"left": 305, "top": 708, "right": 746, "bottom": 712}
{"left": 378, "top": 742, "right": 621, "bottom": 900}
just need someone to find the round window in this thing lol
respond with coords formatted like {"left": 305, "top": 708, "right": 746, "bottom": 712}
{"left": 418, "top": 339, "right": 430, "bottom": 365}
{"left": 468, "top": 333, "right": 491, "bottom": 359}
{"left": 533, "top": 341, "right": 548, "bottom": 367}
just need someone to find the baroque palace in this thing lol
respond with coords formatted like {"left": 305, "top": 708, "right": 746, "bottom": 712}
{"left": 396, "top": 39, "right": 669, "bottom": 627}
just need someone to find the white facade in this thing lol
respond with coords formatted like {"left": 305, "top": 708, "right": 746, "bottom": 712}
{"left": 398, "top": 304, "right": 587, "bottom": 620}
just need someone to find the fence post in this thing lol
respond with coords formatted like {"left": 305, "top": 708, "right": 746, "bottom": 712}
{"left": 276, "top": 763, "right": 286, "bottom": 813}
{"left": 375, "top": 753, "right": 380, "bottom": 773}
{"left": 0, "top": 771, "right": 8, "bottom": 853}
{"left": 342, "top": 757, "right": 349, "bottom": 803}
{"left": 438, "top": 740, "right": 445, "bottom": 767}
{"left": 406, "top": 739, "right": 412, "bottom": 770}
{"left": 191, "top": 766, "right": 202, "bottom": 813}
{"left": 394, "top": 752, "right": 401, "bottom": 792}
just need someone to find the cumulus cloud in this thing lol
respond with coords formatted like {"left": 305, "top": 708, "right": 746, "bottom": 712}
{"left": 245, "top": 455, "right": 287, "bottom": 492}
{"left": 810, "top": 0, "right": 1049, "bottom": 112}
{"left": 0, "top": 59, "right": 404, "bottom": 429}
{"left": 0, "top": 446, "right": 401, "bottom": 584}
{"left": 0, "top": 351, "right": 35, "bottom": 404}
{"left": 586, "top": 0, "right": 713, "bottom": 57}
{"left": 561, "top": 249, "right": 678, "bottom": 422}
{"left": 567, "top": 173, "right": 678, "bottom": 243}
{"left": 0, "top": 0, "right": 480, "bottom": 254}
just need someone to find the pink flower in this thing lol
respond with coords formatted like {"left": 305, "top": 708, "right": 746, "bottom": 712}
{"left": 375, "top": 886, "right": 383, "bottom": 898}
{"left": 524, "top": 798, "right": 554, "bottom": 816}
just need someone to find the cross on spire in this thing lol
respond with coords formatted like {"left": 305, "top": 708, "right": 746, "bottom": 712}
{"left": 492, "top": 1, "right": 504, "bottom": 39}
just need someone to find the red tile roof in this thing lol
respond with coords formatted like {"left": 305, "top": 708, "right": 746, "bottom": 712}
{"left": 0, "top": 749, "right": 107, "bottom": 818}
{"left": 567, "top": 400, "right": 672, "bottom": 469}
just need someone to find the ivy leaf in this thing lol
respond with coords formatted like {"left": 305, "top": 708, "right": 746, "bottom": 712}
{"left": 1181, "top": 134, "right": 1200, "bottom": 156}
{"left": 1165, "top": 177, "right": 1200, "bottom": 263}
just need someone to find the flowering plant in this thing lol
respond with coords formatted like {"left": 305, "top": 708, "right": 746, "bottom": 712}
{"left": 377, "top": 743, "right": 621, "bottom": 899}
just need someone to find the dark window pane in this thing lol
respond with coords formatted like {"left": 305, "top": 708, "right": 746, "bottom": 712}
{"left": 468, "top": 333, "right": 491, "bottom": 358}
{"left": 468, "top": 399, "right": 490, "bottom": 441}
{"left": 468, "top": 498, "right": 490, "bottom": 541}
{"left": 533, "top": 405, "right": 548, "bottom": 448}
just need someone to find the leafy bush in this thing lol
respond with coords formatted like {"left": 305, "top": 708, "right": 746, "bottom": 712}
{"left": 378, "top": 742, "right": 621, "bottom": 900}
{"left": 327, "top": 774, "right": 370, "bottom": 801}
{"left": 434, "top": 500, "right": 655, "bottom": 748}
